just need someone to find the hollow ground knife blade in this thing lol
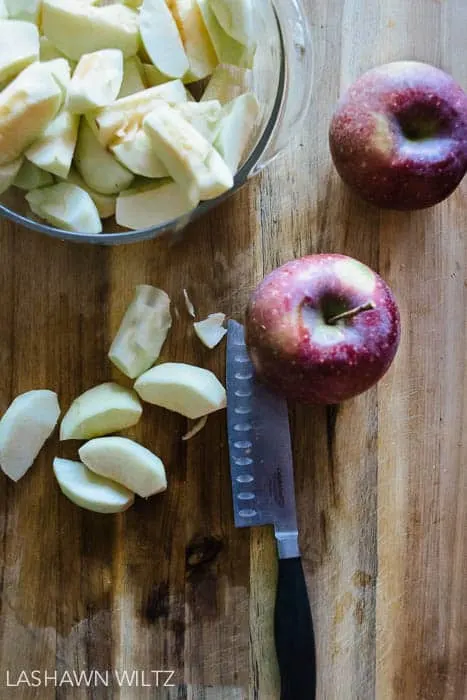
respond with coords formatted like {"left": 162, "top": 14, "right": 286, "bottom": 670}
{"left": 226, "top": 320, "right": 300, "bottom": 558}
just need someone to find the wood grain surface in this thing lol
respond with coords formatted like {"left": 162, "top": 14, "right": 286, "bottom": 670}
{"left": 0, "top": 0, "right": 466, "bottom": 698}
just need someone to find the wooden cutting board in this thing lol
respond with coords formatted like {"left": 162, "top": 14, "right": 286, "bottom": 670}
{"left": 0, "top": 1, "right": 465, "bottom": 698}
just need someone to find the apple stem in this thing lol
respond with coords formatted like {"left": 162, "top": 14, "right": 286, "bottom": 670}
{"left": 327, "top": 301, "right": 376, "bottom": 325}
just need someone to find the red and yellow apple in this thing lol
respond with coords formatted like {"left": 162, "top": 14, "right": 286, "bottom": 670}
{"left": 329, "top": 61, "right": 467, "bottom": 210}
{"left": 245, "top": 254, "right": 401, "bottom": 404}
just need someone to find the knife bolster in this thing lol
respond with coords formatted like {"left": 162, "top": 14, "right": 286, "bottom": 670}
{"left": 276, "top": 531, "right": 300, "bottom": 559}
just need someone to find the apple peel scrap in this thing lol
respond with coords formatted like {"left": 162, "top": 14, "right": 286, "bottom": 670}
{"left": 0, "top": 390, "right": 61, "bottom": 482}
{"left": 194, "top": 312, "right": 227, "bottom": 348}
{"left": 182, "top": 415, "right": 208, "bottom": 441}
{"left": 109, "top": 285, "right": 173, "bottom": 379}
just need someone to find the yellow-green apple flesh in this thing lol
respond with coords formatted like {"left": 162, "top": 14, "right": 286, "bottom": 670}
{"left": 329, "top": 61, "right": 467, "bottom": 210}
{"left": 245, "top": 254, "right": 401, "bottom": 404}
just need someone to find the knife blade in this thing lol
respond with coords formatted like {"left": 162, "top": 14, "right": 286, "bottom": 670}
{"left": 226, "top": 320, "right": 316, "bottom": 700}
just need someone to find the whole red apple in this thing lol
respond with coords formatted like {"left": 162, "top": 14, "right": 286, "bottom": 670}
{"left": 329, "top": 61, "right": 467, "bottom": 210}
{"left": 245, "top": 254, "right": 401, "bottom": 404}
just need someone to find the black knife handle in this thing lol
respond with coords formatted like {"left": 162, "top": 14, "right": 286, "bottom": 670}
{"left": 274, "top": 557, "right": 316, "bottom": 700}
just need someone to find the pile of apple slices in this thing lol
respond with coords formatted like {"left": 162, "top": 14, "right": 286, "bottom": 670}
{"left": 0, "top": 0, "right": 259, "bottom": 233}
{"left": 0, "top": 285, "right": 227, "bottom": 513}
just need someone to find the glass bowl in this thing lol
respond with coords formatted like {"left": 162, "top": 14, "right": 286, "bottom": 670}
{"left": 0, "top": 0, "right": 312, "bottom": 245}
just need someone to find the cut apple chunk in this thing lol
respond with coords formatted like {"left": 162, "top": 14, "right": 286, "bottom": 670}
{"left": 170, "top": 0, "right": 218, "bottom": 82}
{"left": 14, "top": 160, "right": 54, "bottom": 190}
{"left": 0, "top": 390, "right": 61, "bottom": 482}
{"left": 0, "top": 62, "right": 62, "bottom": 166}
{"left": 42, "top": 58, "right": 72, "bottom": 96}
{"left": 214, "top": 92, "right": 259, "bottom": 172}
{"left": 65, "top": 168, "right": 116, "bottom": 219}
{"left": 116, "top": 179, "right": 198, "bottom": 230}
{"left": 134, "top": 362, "right": 227, "bottom": 419}
{"left": 93, "top": 81, "right": 188, "bottom": 146}
{"left": 26, "top": 182, "right": 103, "bottom": 233}
{"left": 194, "top": 312, "right": 227, "bottom": 348}
{"left": 79, "top": 436, "right": 167, "bottom": 498}
{"left": 42, "top": 0, "right": 139, "bottom": 61}
{"left": 0, "top": 19, "right": 40, "bottom": 84}
{"left": 40, "top": 37, "right": 68, "bottom": 63}
{"left": 119, "top": 57, "right": 146, "bottom": 98}
{"left": 5, "top": 0, "right": 42, "bottom": 24}
{"left": 143, "top": 63, "right": 169, "bottom": 88}
{"left": 0, "top": 158, "right": 24, "bottom": 196}
{"left": 111, "top": 130, "right": 168, "bottom": 178}
{"left": 209, "top": 0, "right": 255, "bottom": 47}
{"left": 26, "top": 110, "right": 80, "bottom": 179}
{"left": 201, "top": 64, "right": 248, "bottom": 104}
{"left": 175, "top": 100, "right": 222, "bottom": 141}
{"left": 60, "top": 382, "right": 143, "bottom": 440}
{"left": 68, "top": 49, "right": 124, "bottom": 114}
{"left": 109, "top": 285, "right": 172, "bottom": 378}
{"left": 196, "top": 0, "right": 255, "bottom": 69}
{"left": 144, "top": 102, "right": 233, "bottom": 200}
{"left": 53, "top": 458, "right": 135, "bottom": 514}
{"left": 75, "top": 119, "right": 134, "bottom": 195}
{"left": 139, "top": 0, "right": 189, "bottom": 79}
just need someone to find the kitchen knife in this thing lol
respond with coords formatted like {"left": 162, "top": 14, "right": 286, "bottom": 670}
{"left": 226, "top": 320, "right": 316, "bottom": 700}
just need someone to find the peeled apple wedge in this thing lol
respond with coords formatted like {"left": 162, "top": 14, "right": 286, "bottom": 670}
{"left": 170, "top": 0, "right": 218, "bottom": 82}
{"left": 42, "top": 0, "right": 139, "bottom": 61}
{"left": 93, "top": 81, "right": 188, "bottom": 146}
{"left": 139, "top": 0, "right": 189, "bottom": 80}
{"left": 111, "top": 130, "right": 168, "bottom": 178}
{"left": 60, "top": 382, "right": 143, "bottom": 440}
{"left": 116, "top": 179, "right": 197, "bottom": 230}
{"left": 79, "top": 437, "right": 167, "bottom": 498}
{"left": 134, "top": 362, "right": 227, "bottom": 419}
{"left": 0, "top": 19, "right": 40, "bottom": 84}
{"left": 175, "top": 100, "right": 222, "bottom": 141}
{"left": 214, "top": 92, "right": 259, "bottom": 172}
{"left": 0, "top": 62, "right": 62, "bottom": 166}
{"left": 26, "top": 182, "right": 103, "bottom": 233}
{"left": 40, "top": 37, "right": 68, "bottom": 62}
{"left": 42, "top": 58, "right": 72, "bottom": 96}
{"left": 68, "top": 49, "right": 124, "bottom": 114}
{"left": 143, "top": 63, "right": 169, "bottom": 88}
{"left": 0, "top": 390, "right": 61, "bottom": 482}
{"left": 144, "top": 102, "right": 233, "bottom": 200}
{"left": 5, "top": 0, "right": 42, "bottom": 24}
{"left": 26, "top": 110, "right": 80, "bottom": 179}
{"left": 14, "top": 160, "right": 55, "bottom": 190}
{"left": 196, "top": 0, "right": 255, "bottom": 69}
{"left": 109, "top": 285, "right": 172, "bottom": 378}
{"left": 0, "top": 158, "right": 24, "bottom": 196}
{"left": 209, "top": 0, "right": 255, "bottom": 47}
{"left": 75, "top": 120, "right": 134, "bottom": 195}
{"left": 53, "top": 458, "right": 135, "bottom": 514}
{"left": 201, "top": 64, "right": 247, "bottom": 104}
{"left": 119, "top": 57, "right": 146, "bottom": 98}
{"left": 65, "top": 168, "right": 116, "bottom": 219}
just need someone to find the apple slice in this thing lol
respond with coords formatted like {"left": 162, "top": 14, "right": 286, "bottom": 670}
{"left": 79, "top": 437, "right": 167, "bottom": 498}
{"left": 5, "top": 0, "right": 41, "bottom": 24}
{"left": 0, "top": 1, "right": 7, "bottom": 19}
{"left": 116, "top": 179, "right": 197, "bottom": 230}
{"left": 111, "top": 130, "right": 168, "bottom": 178}
{"left": 139, "top": 0, "right": 189, "bottom": 80}
{"left": 68, "top": 49, "right": 124, "bottom": 114}
{"left": 26, "top": 110, "right": 80, "bottom": 179}
{"left": 134, "top": 362, "right": 227, "bottom": 419}
{"left": 144, "top": 102, "right": 233, "bottom": 200}
{"left": 0, "top": 158, "right": 24, "bottom": 195}
{"left": 109, "top": 285, "right": 173, "bottom": 378}
{"left": 214, "top": 92, "right": 259, "bottom": 172}
{"left": 93, "top": 81, "right": 188, "bottom": 146}
{"left": 53, "top": 458, "right": 135, "bottom": 514}
{"left": 65, "top": 168, "right": 116, "bottom": 219}
{"left": 143, "top": 63, "right": 169, "bottom": 88}
{"left": 170, "top": 0, "right": 218, "bottom": 82}
{"left": 60, "top": 382, "right": 143, "bottom": 440}
{"left": 42, "top": 0, "right": 139, "bottom": 61}
{"left": 201, "top": 64, "right": 247, "bottom": 104}
{"left": 175, "top": 100, "right": 222, "bottom": 141}
{"left": 209, "top": 0, "right": 254, "bottom": 47}
{"left": 75, "top": 119, "right": 134, "bottom": 195}
{"left": 0, "top": 19, "right": 39, "bottom": 84}
{"left": 0, "top": 62, "right": 62, "bottom": 166}
{"left": 119, "top": 57, "right": 146, "bottom": 98}
{"left": 196, "top": 0, "right": 254, "bottom": 68}
{"left": 26, "top": 182, "right": 103, "bottom": 233}
{"left": 14, "top": 160, "right": 55, "bottom": 190}
{"left": 194, "top": 312, "right": 227, "bottom": 348}
{"left": 42, "top": 58, "right": 72, "bottom": 97}
{"left": 40, "top": 37, "right": 68, "bottom": 63}
{"left": 0, "top": 390, "right": 61, "bottom": 482}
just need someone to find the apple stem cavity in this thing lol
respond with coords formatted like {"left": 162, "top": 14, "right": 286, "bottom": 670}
{"left": 327, "top": 301, "right": 376, "bottom": 325}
